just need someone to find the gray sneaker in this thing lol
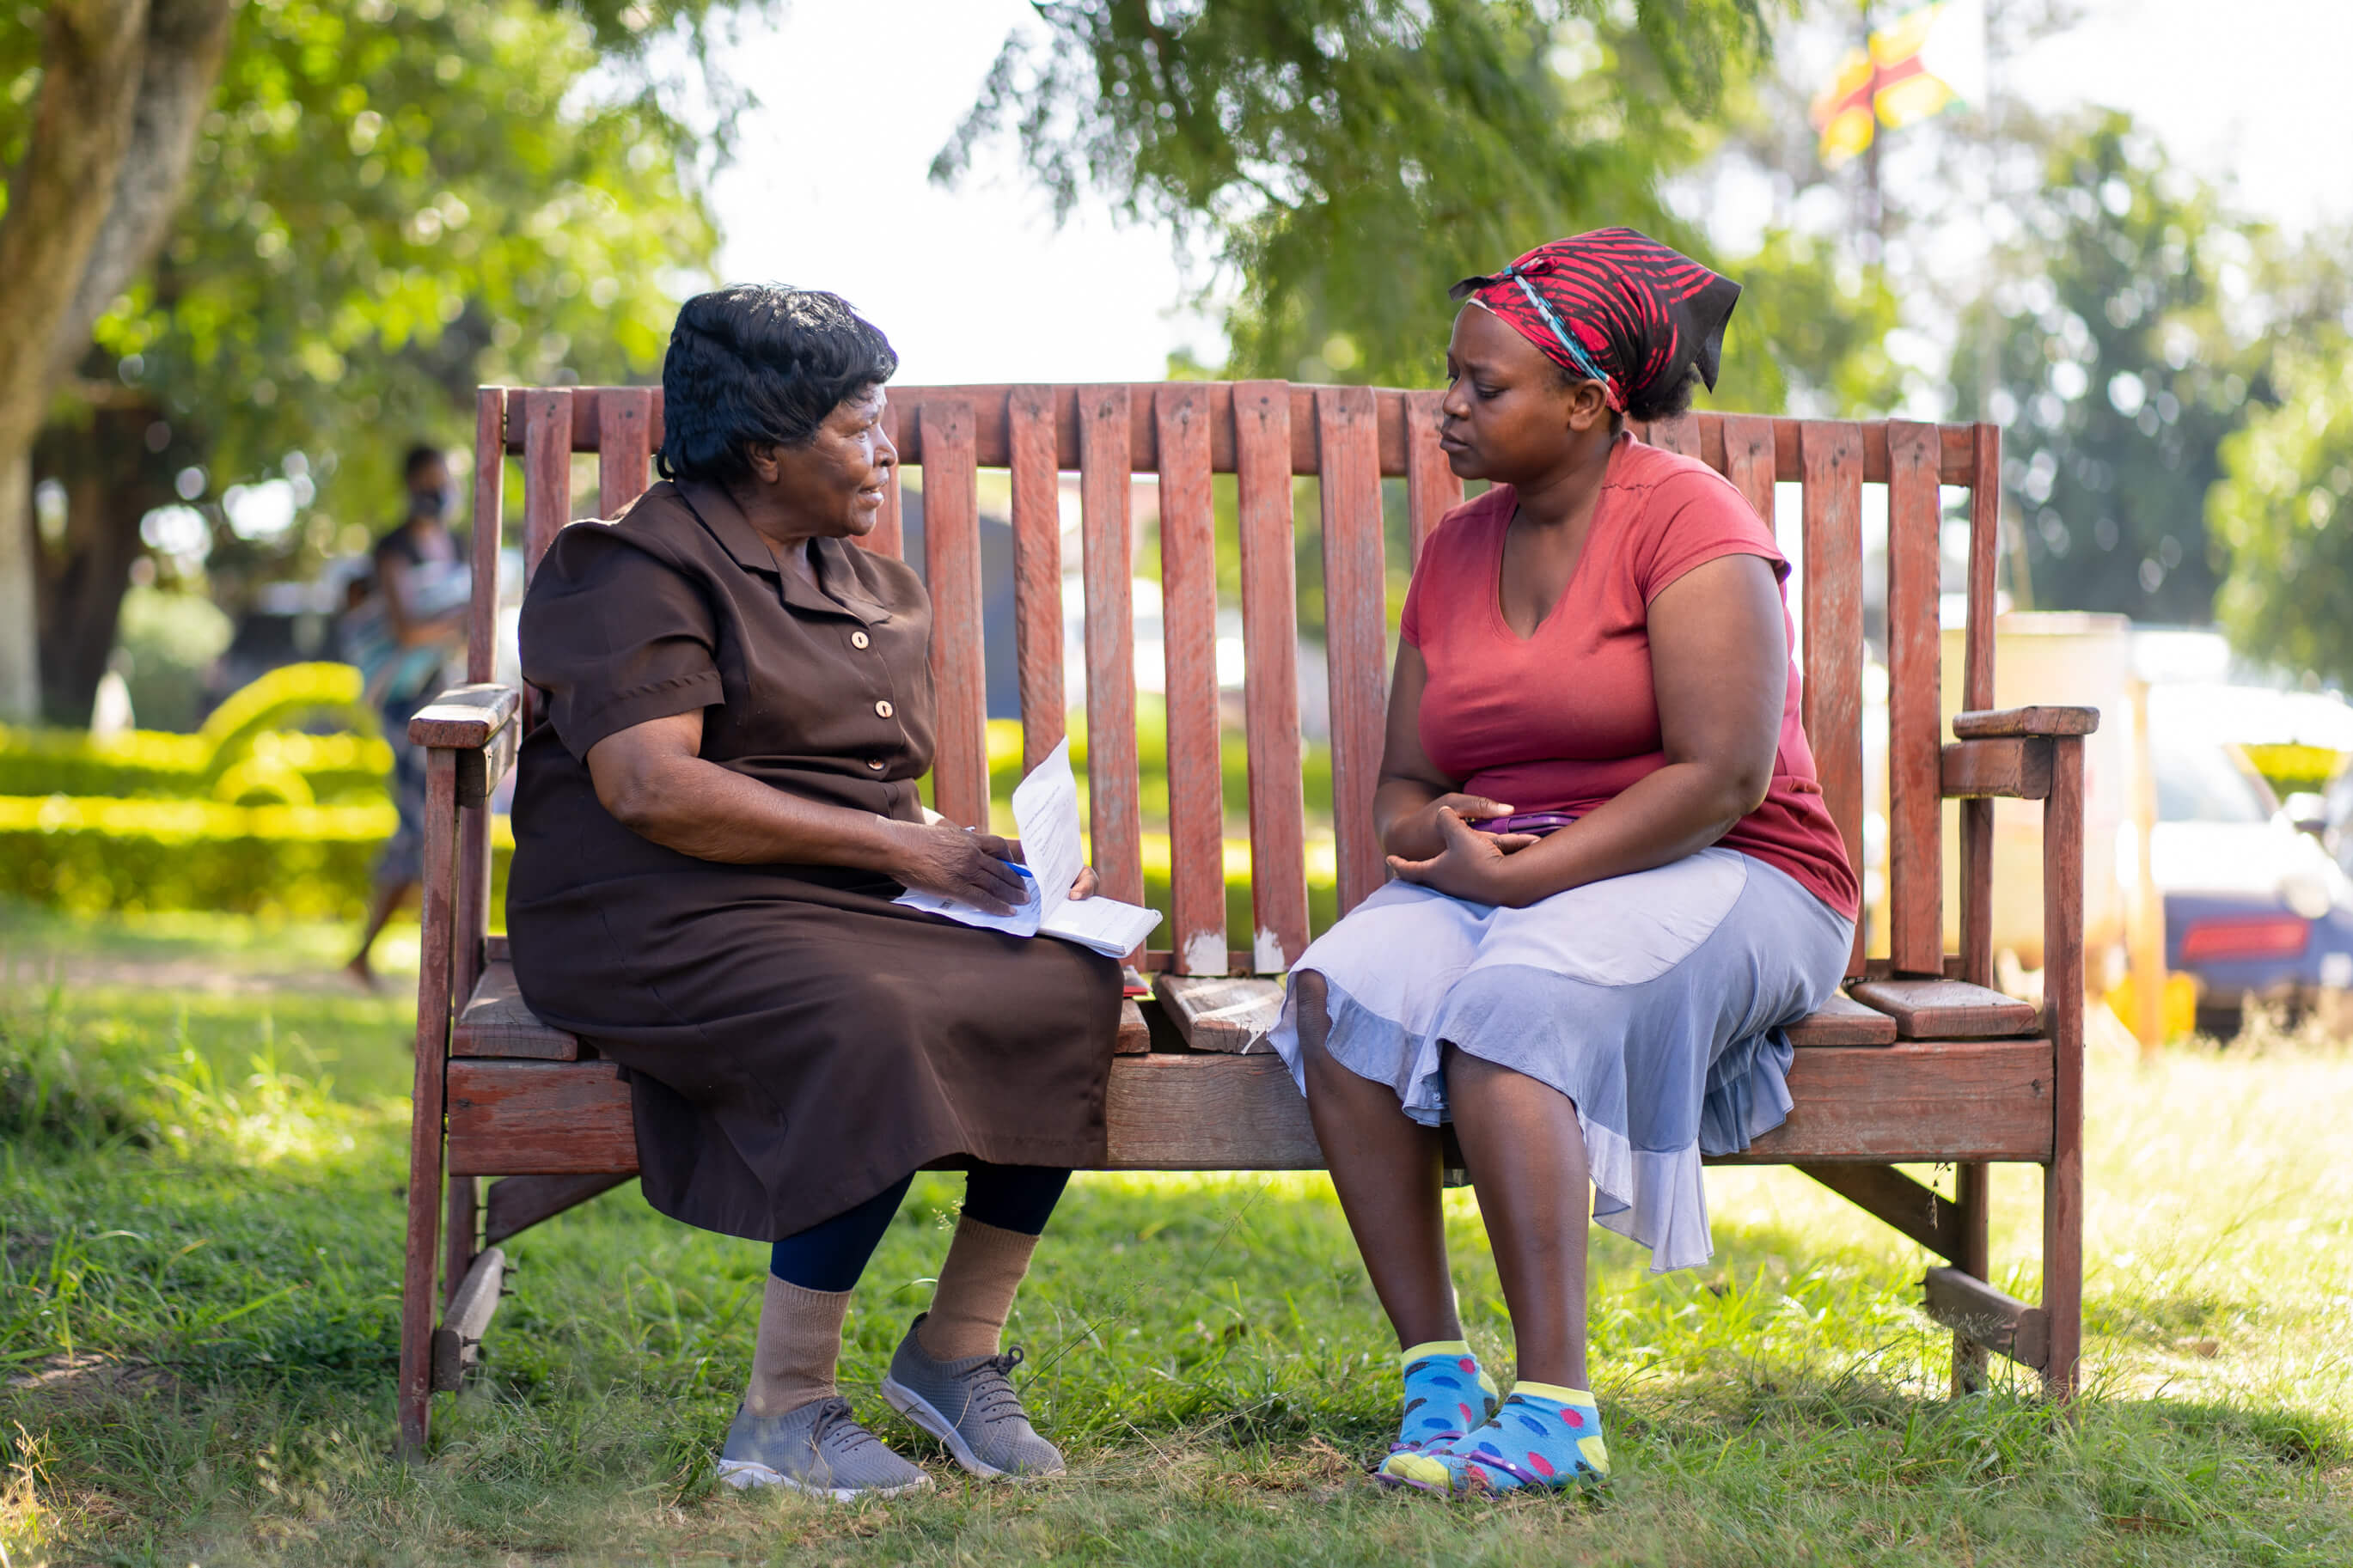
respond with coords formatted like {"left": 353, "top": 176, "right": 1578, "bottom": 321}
{"left": 880, "top": 1314, "right": 1066, "bottom": 1480}
{"left": 715, "top": 1395, "right": 932, "bottom": 1500}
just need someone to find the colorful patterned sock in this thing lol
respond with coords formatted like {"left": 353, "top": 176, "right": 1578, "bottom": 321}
{"left": 1381, "top": 1382, "right": 1607, "bottom": 1495}
{"left": 1386, "top": 1339, "right": 1500, "bottom": 1462}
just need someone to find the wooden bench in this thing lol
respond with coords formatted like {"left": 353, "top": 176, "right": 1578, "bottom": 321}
{"left": 396, "top": 382, "right": 2093, "bottom": 1453}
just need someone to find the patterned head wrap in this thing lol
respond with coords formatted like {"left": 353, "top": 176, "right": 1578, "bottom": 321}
{"left": 1448, "top": 228, "right": 1740, "bottom": 413}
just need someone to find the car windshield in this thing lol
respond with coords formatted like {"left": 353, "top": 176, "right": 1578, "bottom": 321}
{"left": 2152, "top": 734, "right": 2273, "bottom": 824}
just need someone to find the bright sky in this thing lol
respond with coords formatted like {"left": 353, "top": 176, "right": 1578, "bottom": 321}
{"left": 707, "top": 0, "right": 2353, "bottom": 386}
{"left": 709, "top": 1, "right": 1212, "bottom": 385}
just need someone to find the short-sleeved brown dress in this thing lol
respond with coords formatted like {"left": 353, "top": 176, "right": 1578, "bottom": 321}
{"left": 506, "top": 479, "right": 1121, "bottom": 1242}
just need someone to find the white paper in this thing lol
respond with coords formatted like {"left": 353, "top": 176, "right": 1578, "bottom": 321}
{"left": 892, "top": 738, "right": 1162, "bottom": 957}
{"left": 1011, "top": 739, "right": 1085, "bottom": 925}
{"left": 890, "top": 862, "right": 1043, "bottom": 937}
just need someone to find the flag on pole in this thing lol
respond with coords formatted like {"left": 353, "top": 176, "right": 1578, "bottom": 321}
{"left": 1808, "top": 0, "right": 1987, "bottom": 166}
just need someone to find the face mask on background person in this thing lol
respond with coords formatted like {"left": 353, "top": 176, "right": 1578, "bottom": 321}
{"left": 410, "top": 485, "right": 452, "bottom": 520}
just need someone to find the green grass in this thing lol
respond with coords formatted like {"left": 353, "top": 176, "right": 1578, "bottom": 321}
{"left": 2, "top": 922, "right": 2349, "bottom": 1565}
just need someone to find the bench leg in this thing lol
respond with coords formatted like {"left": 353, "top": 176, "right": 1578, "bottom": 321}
{"left": 398, "top": 750, "right": 461, "bottom": 1456}
{"left": 2040, "top": 737, "right": 2087, "bottom": 1400}
{"left": 1949, "top": 1162, "right": 1990, "bottom": 1394}
{"left": 444, "top": 1176, "right": 479, "bottom": 1311}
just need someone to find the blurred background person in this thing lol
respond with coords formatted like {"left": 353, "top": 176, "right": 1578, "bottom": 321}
{"left": 345, "top": 443, "right": 471, "bottom": 989}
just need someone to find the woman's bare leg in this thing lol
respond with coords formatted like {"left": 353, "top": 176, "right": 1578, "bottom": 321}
{"left": 1293, "top": 970, "right": 1459, "bottom": 1348}
{"left": 1444, "top": 1046, "right": 1590, "bottom": 1389}
{"left": 345, "top": 879, "right": 412, "bottom": 990}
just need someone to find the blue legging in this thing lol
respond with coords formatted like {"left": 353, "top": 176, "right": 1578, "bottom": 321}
{"left": 767, "top": 1162, "right": 1071, "bottom": 1293}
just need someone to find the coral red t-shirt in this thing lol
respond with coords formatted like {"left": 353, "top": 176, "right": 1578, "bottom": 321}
{"left": 1398, "top": 435, "right": 1860, "bottom": 918}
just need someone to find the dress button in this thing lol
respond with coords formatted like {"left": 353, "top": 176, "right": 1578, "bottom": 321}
{"left": 866, "top": 758, "right": 886, "bottom": 772}
{"left": 850, "top": 630, "right": 871, "bottom": 650}
{"left": 875, "top": 699, "right": 895, "bottom": 718}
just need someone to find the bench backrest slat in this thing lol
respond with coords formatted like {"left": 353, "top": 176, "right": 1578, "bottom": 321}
{"left": 519, "top": 390, "right": 574, "bottom": 576}
{"left": 1234, "top": 381, "right": 1312, "bottom": 971}
{"left": 1008, "top": 387, "right": 1066, "bottom": 772}
{"left": 1079, "top": 386, "right": 1146, "bottom": 909}
{"left": 596, "top": 388, "right": 655, "bottom": 538}
{"left": 1316, "top": 385, "right": 1392, "bottom": 915}
{"left": 1720, "top": 414, "right": 1776, "bottom": 525}
{"left": 1403, "top": 389, "right": 1460, "bottom": 565}
{"left": 1800, "top": 420, "right": 1867, "bottom": 977}
{"left": 1959, "top": 421, "right": 2004, "bottom": 986}
{"left": 1885, "top": 420, "right": 1946, "bottom": 975}
{"left": 921, "top": 398, "right": 990, "bottom": 829}
{"left": 481, "top": 380, "right": 2007, "bottom": 980}
{"left": 468, "top": 388, "right": 507, "bottom": 686}
{"left": 1155, "top": 385, "right": 1229, "bottom": 974}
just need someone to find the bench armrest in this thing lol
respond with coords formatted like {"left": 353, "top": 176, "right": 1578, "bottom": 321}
{"left": 1951, "top": 705, "right": 2099, "bottom": 739}
{"left": 409, "top": 683, "right": 521, "bottom": 749}
{"left": 409, "top": 683, "right": 522, "bottom": 808}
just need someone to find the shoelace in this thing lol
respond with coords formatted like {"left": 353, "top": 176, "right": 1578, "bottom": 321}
{"left": 956, "top": 1345, "right": 1030, "bottom": 1425}
{"left": 805, "top": 1396, "right": 881, "bottom": 1455}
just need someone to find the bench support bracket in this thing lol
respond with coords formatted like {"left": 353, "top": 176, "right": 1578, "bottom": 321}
{"left": 1796, "top": 1163, "right": 1963, "bottom": 1262}
{"left": 1921, "top": 1266, "right": 2049, "bottom": 1375}
{"left": 431, "top": 1246, "right": 508, "bottom": 1394}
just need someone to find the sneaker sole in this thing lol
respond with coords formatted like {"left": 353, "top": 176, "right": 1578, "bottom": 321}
{"left": 881, "top": 1376, "right": 1063, "bottom": 1481}
{"left": 714, "top": 1457, "right": 930, "bottom": 1501}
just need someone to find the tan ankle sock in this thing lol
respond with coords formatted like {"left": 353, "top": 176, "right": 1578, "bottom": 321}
{"left": 916, "top": 1216, "right": 1040, "bottom": 1360}
{"left": 745, "top": 1274, "right": 851, "bottom": 1416}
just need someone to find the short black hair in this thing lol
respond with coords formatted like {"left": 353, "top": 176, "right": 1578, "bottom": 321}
{"left": 1625, "top": 366, "right": 1700, "bottom": 425}
{"left": 403, "top": 443, "right": 446, "bottom": 482}
{"left": 656, "top": 285, "right": 899, "bottom": 485}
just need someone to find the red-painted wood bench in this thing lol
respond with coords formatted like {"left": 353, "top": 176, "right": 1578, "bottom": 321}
{"left": 395, "top": 381, "right": 2093, "bottom": 1452}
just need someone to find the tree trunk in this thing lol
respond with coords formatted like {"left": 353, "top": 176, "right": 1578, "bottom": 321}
{"left": 46, "top": 0, "right": 244, "bottom": 384}
{"left": 34, "top": 408, "right": 169, "bottom": 726}
{"left": 0, "top": 0, "right": 240, "bottom": 723}
{"left": 0, "top": 0, "right": 150, "bottom": 720}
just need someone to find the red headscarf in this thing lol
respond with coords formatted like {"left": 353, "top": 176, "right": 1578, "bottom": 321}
{"left": 1449, "top": 228, "right": 1740, "bottom": 413}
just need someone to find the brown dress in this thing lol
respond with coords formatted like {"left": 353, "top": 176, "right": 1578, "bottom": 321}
{"left": 505, "top": 479, "right": 1121, "bottom": 1242}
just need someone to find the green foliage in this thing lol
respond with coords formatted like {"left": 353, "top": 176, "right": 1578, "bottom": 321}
{"left": 1709, "top": 226, "right": 1903, "bottom": 417}
{"left": 0, "top": 729, "right": 388, "bottom": 806}
{"left": 0, "top": 662, "right": 389, "bottom": 803}
{"left": 1949, "top": 113, "right": 2263, "bottom": 622}
{"left": 945, "top": 0, "right": 1901, "bottom": 415}
{"left": 2211, "top": 333, "right": 2353, "bottom": 684}
{"left": 194, "top": 660, "right": 378, "bottom": 752}
{"left": 0, "top": 797, "right": 399, "bottom": 920}
{"left": 83, "top": 0, "right": 726, "bottom": 567}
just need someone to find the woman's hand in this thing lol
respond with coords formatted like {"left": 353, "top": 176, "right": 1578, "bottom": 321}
{"left": 885, "top": 821, "right": 1033, "bottom": 915}
{"left": 1384, "top": 792, "right": 1531, "bottom": 862}
{"left": 999, "top": 839, "right": 1099, "bottom": 900}
{"left": 1386, "top": 807, "right": 1540, "bottom": 906}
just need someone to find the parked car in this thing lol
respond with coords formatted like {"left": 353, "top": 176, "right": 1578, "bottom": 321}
{"left": 2150, "top": 727, "right": 2353, "bottom": 1035}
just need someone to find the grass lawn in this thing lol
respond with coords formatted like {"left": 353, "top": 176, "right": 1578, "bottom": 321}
{"left": 2, "top": 908, "right": 2349, "bottom": 1565}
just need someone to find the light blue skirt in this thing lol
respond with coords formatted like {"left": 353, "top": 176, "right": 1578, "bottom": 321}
{"left": 1259, "top": 848, "right": 1855, "bottom": 1272}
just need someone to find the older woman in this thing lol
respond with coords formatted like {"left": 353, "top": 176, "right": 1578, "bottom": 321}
{"left": 507, "top": 286, "right": 1121, "bottom": 1500}
{"left": 1262, "top": 230, "right": 1859, "bottom": 1497}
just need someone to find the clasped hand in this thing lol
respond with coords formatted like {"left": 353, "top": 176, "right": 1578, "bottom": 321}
{"left": 888, "top": 820, "right": 1099, "bottom": 917}
{"left": 1384, "top": 795, "right": 1540, "bottom": 906}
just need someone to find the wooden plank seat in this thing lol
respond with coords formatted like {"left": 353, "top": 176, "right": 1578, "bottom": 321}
{"left": 454, "top": 961, "right": 1148, "bottom": 1063}
{"left": 443, "top": 1040, "right": 2057, "bottom": 1178}
{"left": 1153, "top": 973, "right": 1907, "bottom": 1052}
{"left": 394, "top": 381, "right": 2097, "bottom": 1453}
